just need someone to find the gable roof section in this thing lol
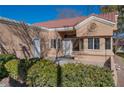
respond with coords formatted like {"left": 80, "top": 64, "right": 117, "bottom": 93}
{"left": 34, "top": 12, "right": 117, "bottom": 29}
{"left": 92, "top": 12, "right": 117, "bottom": 22}
{"left": 75, "top": 15, "right": 115, "bottom": 30}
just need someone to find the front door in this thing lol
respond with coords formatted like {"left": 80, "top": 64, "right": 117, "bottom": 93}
{"left": 63, "top": 39, "right": 72, "bottom": 56}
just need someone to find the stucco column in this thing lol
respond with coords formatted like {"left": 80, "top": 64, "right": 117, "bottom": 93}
{"left": 84, "top": 38, "right": 88, "bottom": 50}
{"left": 79, "top": 38, "right": 83, "bottom": 51}
{"left": 100, "top": 37, "right": 105, "bottom": 50}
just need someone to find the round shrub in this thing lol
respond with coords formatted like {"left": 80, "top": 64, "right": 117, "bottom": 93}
{"left": 5, "top": 59, "right": 19, "bottom": 80}
{"left": 26, "top": 60, "right": 57, "bottom": 87}
{"left": 0, "top": 54, "right": 17, "bottom": 80}
{"left": 61, "top": 63, "right": 114, "bottom": 87}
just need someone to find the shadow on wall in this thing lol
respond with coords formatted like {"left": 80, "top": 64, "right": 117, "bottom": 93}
{"left": 6, "top": 23, "right": 34, "bottom": 58}
{"left": 104, "top": 57, "right": 111, "bottom": 70}
{"left": 19, "top": 44, "right": 30, "bottom": 59}
{"left": 0, "top": 35, "right": 8, "bottom": 54}
{"left": 0, "top": 21, "right": 50, "bottom": 59}
{"left": 7, "top": 22, "right": 49, "bottom": 59}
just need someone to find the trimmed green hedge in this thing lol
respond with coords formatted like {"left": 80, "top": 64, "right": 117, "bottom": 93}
{"left": 26, "top": 60, "right": 57, "bottom": 87}
{"left": 5, "top": 59, "right": 19, "bottom": 80}
{"left": 26, "top": 61, "right": 114, "bottom": 87}
{"left": 61, "top": 63, "right": 115, "bottom": 87}
{"left": 0, "top": 54, "right": 17, "bottom": 80}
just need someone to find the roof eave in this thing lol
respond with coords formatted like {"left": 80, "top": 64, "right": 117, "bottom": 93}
{"left": 33, "top": 16, "right": 116, "bottom": 32}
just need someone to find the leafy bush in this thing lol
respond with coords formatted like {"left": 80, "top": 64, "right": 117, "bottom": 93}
{"left": 0, "top": 54, "right": 17, "bottom": 63}
{"left": 0, "top": 62, "right": 8, "bottom": 80}
{"left": 61, "top": 63, "right": 114, "bottom": 87}
{"left": 3, "top": 57, "right": 114, "bottom": 87}
{"left": 26, "top": 60, "right": 57, "bottom": 87}
{"left": 0, "top": 54, "right": 17, "bottom": 80}
{"left": 5, "top": 59, "right": 19, "bottom": 80}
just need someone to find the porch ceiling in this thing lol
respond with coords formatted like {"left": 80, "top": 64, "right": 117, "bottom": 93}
{"left": 58, "top": 30, "right": 76, "bottom": 38}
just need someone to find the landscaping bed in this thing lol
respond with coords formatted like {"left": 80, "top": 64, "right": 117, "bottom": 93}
{"left": 0, "top": 54, "right": 115, "bottom": 87}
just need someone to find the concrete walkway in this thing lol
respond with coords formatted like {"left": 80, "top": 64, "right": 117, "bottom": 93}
{"left": 47, "top": 56, "right": 106, "bottom": 67}
{"left": 58, "top": 56, "right": 105, "bottom": 67}
{"left": 114, "top": 55, "right": 124, "bottom": 87}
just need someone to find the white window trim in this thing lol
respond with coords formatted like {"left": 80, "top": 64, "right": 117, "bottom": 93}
{"left": 56, "top": 39, "right": 58, "bottom": 49}
{"left": 93, "top": 38, "right": 95, "bottom": 50}
{"left": 79, "top": 39, "right": 84, "bottom": 50}
{"left": 88, "top": 37, "right": 94, "bottom": 49}
{"left": 94, "top": 38, "right": 100, "bottom": 50}
{"left": 88, "top": 37, "right": 99, "bottom": 50}
{"left": 50, "top": 39, "right": 61, "bottom": 49}
{"left": 105, "top": 37, "right": 111, "bottom": 50}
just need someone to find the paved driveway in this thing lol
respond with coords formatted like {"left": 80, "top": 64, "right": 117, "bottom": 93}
{"left": 114, "top": 55, "right": 124, "bottom": 87}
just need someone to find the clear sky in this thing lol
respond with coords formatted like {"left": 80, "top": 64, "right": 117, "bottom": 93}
{"left": 0, "top": 5, "right": 101, "bottom": 24}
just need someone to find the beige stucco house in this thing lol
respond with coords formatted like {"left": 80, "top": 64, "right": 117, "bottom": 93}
{"left": 34, "top": 12, "right": 117, "bottom": 65}
{"left": 0, "top": 12, "right": 118, "bottom": 66}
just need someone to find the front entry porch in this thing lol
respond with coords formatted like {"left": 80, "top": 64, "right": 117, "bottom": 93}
{"left": 47, "top": 36, "right": 113, "bottom": 67}
{"left": 48, "top": 30, "right": 113, "bottom": 64}
{"left": 62, "top": 38, "right": 83, "bottom": 57}
{"left": 61, "top": 37, "right": 114, "bottom": 57}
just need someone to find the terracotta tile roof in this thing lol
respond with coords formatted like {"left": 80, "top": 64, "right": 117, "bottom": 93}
{"left": 34, "top": 12, "right": 117, "bottom": 28}
{"left": 93, "top": 12, "right": 117, "bottom": 22}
